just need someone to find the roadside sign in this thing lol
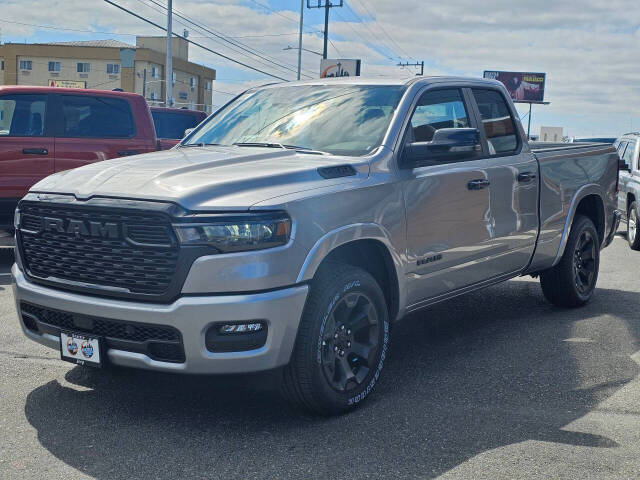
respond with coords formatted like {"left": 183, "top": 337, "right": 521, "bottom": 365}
{"left": 48, "top": 79, "right": 86, "bottom": 89}
{"left": 320, "top": 59, "right": 361, "bottom": 78}
{"left": 483, "top": 71, "right": 546, "bottom": 103}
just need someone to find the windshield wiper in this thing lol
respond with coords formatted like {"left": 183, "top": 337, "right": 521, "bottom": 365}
{"left": 233, "top": 142, "right": 327, "bottom": 154}
{"left": 282, "top": 144, "right": 327, "bottom": 155}
{"left": 180, "top": 143, "right": 225, "bottom": 147}
{"left": 233, "top": 142, "right": 286, "bottom": 149}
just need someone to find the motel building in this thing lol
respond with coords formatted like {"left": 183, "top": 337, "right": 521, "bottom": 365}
{"left": 0, "top": 36, "right": 216, "bottom": 113}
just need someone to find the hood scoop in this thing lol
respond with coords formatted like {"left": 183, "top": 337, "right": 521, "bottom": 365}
{"left": 317, "top": 165, "right": 357, "bottom": 179}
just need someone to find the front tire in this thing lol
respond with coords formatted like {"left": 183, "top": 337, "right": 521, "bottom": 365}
{"left": 282, "top": 263, "right": 389, "bottom": 415}
{"left": 628, "top": 202, "right": 640, "bottom": 250}
{"left": 540, "top": 215, "right": 600, "bottom": 308}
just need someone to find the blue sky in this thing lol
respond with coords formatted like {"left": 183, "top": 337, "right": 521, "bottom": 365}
{"left": 1, "top": 0, "right": 638, "bottom": 137}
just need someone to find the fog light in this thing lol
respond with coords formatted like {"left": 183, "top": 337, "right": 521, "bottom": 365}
{"left": 219, "top": 322, "right": 264, "bottom": 334}
{"left": 206, "top": 321, "right": 268, "bottom": 352}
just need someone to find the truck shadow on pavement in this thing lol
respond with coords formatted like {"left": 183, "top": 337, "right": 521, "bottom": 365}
{"left": 23, "top": 280, "right": 639, "bottom": 479}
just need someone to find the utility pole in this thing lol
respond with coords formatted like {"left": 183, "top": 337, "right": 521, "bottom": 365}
{"left": 297, "top": 0, "right": 304, "bottom": 80}
{"left": 307, "top": 0, "right": 343, "bottom": 59}
{"left": 165, "top": 0, "right": 174, "bottom": 108}
{"left": 397, "top": 61, "right": 424, "bottom": 76}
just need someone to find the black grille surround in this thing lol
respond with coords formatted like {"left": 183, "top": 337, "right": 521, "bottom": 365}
{"left": 20, "top": 302, "right": 185, "bottom": 363}
{"left": 17, "top": 195, "right": 210, "bottom": 303}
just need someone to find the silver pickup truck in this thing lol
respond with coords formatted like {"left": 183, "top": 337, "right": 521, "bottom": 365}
{"left": 12, "top": 77, "right": 620, "bottom": 414}
{"left": 615, "top": 133, "right": 640, "bottom": 250}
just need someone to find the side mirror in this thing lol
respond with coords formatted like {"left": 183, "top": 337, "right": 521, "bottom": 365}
{"left": 184, "top": 128, "right": 195, "bottom": 138}
{"left": 403, "top": 128, "right": 480, "bottom": 167}
{"left": 619, "top": 158, "right": 631, "bottom": 172}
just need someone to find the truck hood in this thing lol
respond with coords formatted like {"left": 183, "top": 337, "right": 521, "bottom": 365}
{"left": 31, "top": 145, "right": 369, "bottom": 211}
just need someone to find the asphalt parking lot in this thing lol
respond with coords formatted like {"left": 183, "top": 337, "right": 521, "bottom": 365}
{"left": 1, "top": 234, "right": 639, "bottom": 480}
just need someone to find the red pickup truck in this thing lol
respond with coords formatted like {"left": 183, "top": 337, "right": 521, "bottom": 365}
{"left": 150, "top": 106, "right": 207, "bottom": 150}
{"left": 0, "top": 86, "right": 158, "bottom": 235}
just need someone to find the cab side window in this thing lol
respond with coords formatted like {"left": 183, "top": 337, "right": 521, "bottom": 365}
{"left": 0, "top": 94, "right": 47, "bottom": 137}
{"left": 409, "top": 89, "right": 469, "bottom": 143}
{"left": 59, "top": 95, "right": 135, "bottom": 138}
{"left": 471, "top": 89, "right": 518, "bottom": 155}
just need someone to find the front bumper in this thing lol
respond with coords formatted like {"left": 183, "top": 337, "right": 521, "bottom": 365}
{"left": 12, "top": 265, "right": 308, "bottom": 374}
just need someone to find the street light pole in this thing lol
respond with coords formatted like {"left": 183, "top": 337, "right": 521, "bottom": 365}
{"left": 297, "top": 0, "right": 304, "bottom": 80}
{"left": 165, "top": 0, "right": 174, "bottom": 108}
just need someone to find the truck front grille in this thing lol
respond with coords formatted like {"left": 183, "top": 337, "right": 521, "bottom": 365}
{"left": 20, "top": 302, "right": 185, "bottom": 363}
{"left": 18, "top": 201, "right": 179, "bottom": 298}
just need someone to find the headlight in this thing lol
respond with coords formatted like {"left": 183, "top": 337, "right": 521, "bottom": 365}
{"left": 174, "top": 212, "right": 291, "bottom": 252}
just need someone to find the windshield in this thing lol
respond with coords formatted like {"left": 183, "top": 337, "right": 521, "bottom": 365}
{"left": 185, "top": 85, "right": 405, "bottom": 156}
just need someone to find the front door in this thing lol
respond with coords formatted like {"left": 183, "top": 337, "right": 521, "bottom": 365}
{"left": 400, "top": 88, "right": 493, "bottom": 307}
{"left": 0, "top": 93, "right": 53, "bottom": 224}
{"left": 617, "top": 140, "right": 636, "bottom": 215}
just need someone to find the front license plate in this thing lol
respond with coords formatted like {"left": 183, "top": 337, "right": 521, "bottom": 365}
{"left": 60, "top": 331, "right": 102, "bottom": 367}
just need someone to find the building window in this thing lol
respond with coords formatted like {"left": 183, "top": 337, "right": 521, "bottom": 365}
{"left": 204, "top": 80, "right": 211, "bottom": 91}
{"left": 1, "top": 60, "right": 4, "bottom": 71}
{"left": 19, "top": 60, "right": 32, "bottom": 71}
{"left": 77, "top": 62, "right": 91, "bottom": 73}
{"left": 150, "top": 91, "right": 157, "bottom": 100}
{"left": 172, "top": 71, "right": 176, "bottom": 85}
{"left": 189, "top": 77, "right": 196, "bottom": 88}
{"left": 151, "top": 66, "right": 159, "bottom": 79}
{"left": 48, "top": 61, "right": 61, "bottom": 72}
{"left": 106, "top": 63, "right": 120, "bottom": 74}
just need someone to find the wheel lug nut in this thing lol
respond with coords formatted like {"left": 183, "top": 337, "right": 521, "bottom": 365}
{"left": 347, "top": 342, "right": 351, "bottom": 347}
{"left": 334, "top": 333, "right": 338, "bottom": 339}
{"left": 334, "top": 346, "right": 338, "bottom": 352}
{"left": 341, "top": 325, "right": 345, "bottom": 330}
{"left": 339, "top": 350, "right": 344, "bottom": 356}
{"left": 347, "top": 330, "right": 351, "bottom": 335}
{"left": 322, "top": 341, "right": 326, "bottom": 346}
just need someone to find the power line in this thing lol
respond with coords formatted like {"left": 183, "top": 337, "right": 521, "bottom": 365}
{"left": 332, "top": 8, "right": 397, "bottom": 62}
{"left": 103, "top": 0, "right": 290, "bottom": 81}
{"left": 247, "top": 0, "right": 318, "bottom": 35}
{"left": 140, "top": 0, "right": 315, "bottom": 78}
{"left": 350, "top": 0, "right": 414, "bottom": 61}
{"left": 0, "top": 18, "right": 314, "bottom": 40}
{"left": 338, "top": 3, "right": 401, "bottom": 62}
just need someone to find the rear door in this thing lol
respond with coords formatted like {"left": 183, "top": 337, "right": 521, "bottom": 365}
{"left": 400, "top": 87, "right": 494, "bottom": 307}
{"left": 469, "top": 88, "right": 539, "bottom": 274}
{"left": 52, "top": 94, "right": 145, "bottom": 172}
{"left": 0, "top": 93, "right": 53, "bottom": 220}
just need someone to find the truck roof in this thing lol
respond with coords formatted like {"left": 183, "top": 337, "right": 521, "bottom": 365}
{"left": 0, "top": 85, "right": 145, "bottom": 99}
{"left": 253, "top": 76, "right": 504, "bottom": 90}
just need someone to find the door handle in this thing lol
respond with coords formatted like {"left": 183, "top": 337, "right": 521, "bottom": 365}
{"left": 117, "top": 150, "right": 139, "bottom": 157}
{"left": 22, "top": 148, "right": 48, "bottom": 155}
{"left": 467, "top": 179, "right": 490, "bottom": 190}
{"left": 517, "top": 172, "right": 537, "bottom": 183}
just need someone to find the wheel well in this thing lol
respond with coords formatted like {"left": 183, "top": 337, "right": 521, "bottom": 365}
{"left": 575, "top": 194, "right": 605, "bottom": 244}
{"left": 628, "top": 193, "right": 636, "bottom": 212}
{"left": 317, "top": 239, "right": 399, "bottom": 321}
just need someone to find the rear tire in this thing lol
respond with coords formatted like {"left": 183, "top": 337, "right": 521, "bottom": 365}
{"left": 282, "top": 263, "right": 389, "bottom": 415}
{"left": 540, "top": 215, "right": 600, "bottom": 308}
{"left": 627, "top": 202, "right": 640, "bottom": 250}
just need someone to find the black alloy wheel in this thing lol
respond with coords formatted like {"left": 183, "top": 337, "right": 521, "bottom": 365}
{"left": 540, "top": 214, "right": 600, "bottom": 308}
{"left": 572, "top": 229, "right": 597, "bottom": 296}
{"left": 319, "top": 292, "right": 380, "bottom": 392}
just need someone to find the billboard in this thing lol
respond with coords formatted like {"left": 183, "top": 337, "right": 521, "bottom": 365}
{"left": 48, "top": 79, "right": 86, "bottom": 89}
{"left": 483, "top": 71, "right": 546, "bottom": 103}
{"left": 320, "top": 59, "right": 361, "bottom": 78}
